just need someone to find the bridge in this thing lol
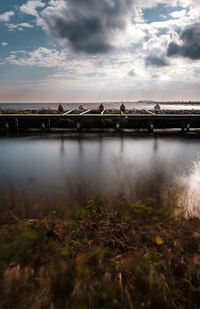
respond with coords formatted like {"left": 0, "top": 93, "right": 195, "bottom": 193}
{"left": 0, "top": 112, "right": 200, "bottom": 132}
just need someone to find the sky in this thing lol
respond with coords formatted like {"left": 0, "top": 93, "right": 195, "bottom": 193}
{"left": 0, "top": 0, "right": 200, "bottom": 102}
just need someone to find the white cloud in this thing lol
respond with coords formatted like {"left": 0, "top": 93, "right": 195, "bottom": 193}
{"left": 5, "top": 47, "right": 135, "bottom": 81}
{"left": 6, "top": 48, "right": 70, "bottom": 68}
{"left": 7, "top": 22, "right": 33, "bottom": 31}
{"left": 0, "top": 11, "right": 15, "bottom": 22}
{"left": 1, "top": 42, "right": 8, "bottom": 47}
{"left": 4, "top": 44, "right": 199, "bottom": 88}
{"left": 10, "top": 50, "right": 27, "bottom": 54}
{"left": 170, "top": 9, "right": 187, "bottom": 18}
{"left": 20, "top": 0, "right": 45, "bottom": 17}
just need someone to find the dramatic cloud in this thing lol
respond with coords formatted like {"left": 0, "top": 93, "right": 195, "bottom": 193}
{"left": 0, "top": 11, "right": 14, "bottom": 22}
{"left": 167, "top": 23, "right": 200, "bottom": 60}
{"left": 145, "top": 54, "right": 169, "bottom": 67}
{"left": 20, "top": 0, "right": 45, "bottom": 17}
{"left": 40, "top": 0, "right": 136, "bottom": 54}
{"left": 2, "top": 0, "right": 200, "bottom": 102}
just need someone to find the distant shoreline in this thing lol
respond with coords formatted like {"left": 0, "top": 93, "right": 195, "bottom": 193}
{"left": 1, "top": 101, "right": 200, "bottom": 104}
{"left": 1, "top": 101, "right": 200, "bottom": 114}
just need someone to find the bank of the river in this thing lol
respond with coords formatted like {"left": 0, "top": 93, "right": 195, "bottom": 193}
{"left": 0, "top": 194, "right": 200, "bottom": 308}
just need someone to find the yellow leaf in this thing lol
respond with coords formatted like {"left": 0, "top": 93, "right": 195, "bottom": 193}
{"left": 156, "top": 236, "right": 164, "bottom": 245}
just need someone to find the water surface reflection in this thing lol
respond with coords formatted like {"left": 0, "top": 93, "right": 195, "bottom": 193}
{"left": 0, "top": 134, "right": 200, "bottom": 215}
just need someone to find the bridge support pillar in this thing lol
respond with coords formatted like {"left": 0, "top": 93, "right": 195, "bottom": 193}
{"left": 116, "top": 122, "right": 120, "bottom": 131}
{"left": 5, "top": 122, "right": 9, "bottom": 130}
{"left": 77, "top": 121, "right": 81, "bottom": 131}
{"left": 47, "top": 119, "right": 51, "bottom": 131}
{"left": 186, "top": 123, "right": 190, "bottom": 132}
{"left": 41, "top": 122, "right": 46, "bottom": 131}
{"left": 14, "top": 119, "right": 19, "bottom": 130}
{"left": 149, "top": 123, "right": 154, "bottom": 133}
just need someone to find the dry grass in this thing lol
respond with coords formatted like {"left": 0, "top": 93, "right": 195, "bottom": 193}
{"left": 0, "top": 194, "right": 200, "bottom": 308}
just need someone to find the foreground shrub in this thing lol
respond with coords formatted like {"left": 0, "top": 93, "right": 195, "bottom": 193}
{"left": 0, "top": 195, "right": 200, "bottom": 308}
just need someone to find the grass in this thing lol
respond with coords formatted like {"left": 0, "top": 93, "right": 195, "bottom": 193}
{"left": 0, "top": 193, "right": 200, "bottom": 308}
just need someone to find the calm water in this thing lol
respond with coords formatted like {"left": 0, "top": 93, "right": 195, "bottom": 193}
{"left": 0, "top": 134, "right": 200, "bottom": 215}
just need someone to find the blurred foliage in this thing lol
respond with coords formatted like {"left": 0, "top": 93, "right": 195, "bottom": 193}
{"left": 86, "top": 193, "right": 109, "bottom": 221}
{"left": 0, "top": 194, "right": 200, "bottom": 308}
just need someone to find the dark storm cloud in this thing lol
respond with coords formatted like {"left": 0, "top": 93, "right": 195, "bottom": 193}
{"left": 41, "top": 0, "right": 135, "bottom": 54}
{"left": 167, "top": 24, "right": 200, "bottom": 60}
{"left": 145, "top": 55, "right": 168, "bottom": 67}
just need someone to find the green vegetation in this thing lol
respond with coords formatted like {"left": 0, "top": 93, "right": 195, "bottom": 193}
{"left": 0, "top": 194, "right": 200, "bottom": 308}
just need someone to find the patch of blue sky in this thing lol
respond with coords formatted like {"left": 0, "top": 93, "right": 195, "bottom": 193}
{"left": 128, "top": 42, "right": 143, "bottom": 53}
{"left": 0, "top": 0, "right": 20, "bottom": 12}
{"left": 0, "top": 64, "right": 54, "bottom": 82}
{"left": 0, "top": 19, "right": 59, "bottom": 59}
{"left": 0, "top": 26, "right": 48, "bottom": 55}
{"left": 194, "top": 69, "right": 200, "bottom": 76}
{"left": 0, "top": 0, "right": 47, "bottom": 13}
{"left": 0, "top": 0, "right": 51, "bottom": 54}
{"left": 142, "top": 3, "right": 186, "bottom": 24}
{"left": 157, "top": 28, "right": 169, "bottom": 36}
{"left": 0, "top": 24, "right": 10, "bottom": 47}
